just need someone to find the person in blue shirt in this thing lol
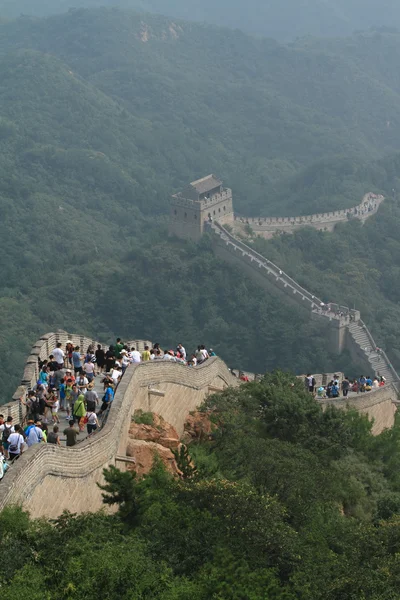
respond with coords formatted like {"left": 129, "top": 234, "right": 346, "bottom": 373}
{"left": 365, "top": 376, "right": 373, "bottom": 388}
{"left": 99, "top": 384, "right": 114, "bottom": 416}
{"left": 359, "top": 375, "right": 367, "bottom": 392}
{"left": 72, "top": 346, "right": 83, "bottom": 375}
{"left": 38, "top": 367, "right": 49, "bottom": 388}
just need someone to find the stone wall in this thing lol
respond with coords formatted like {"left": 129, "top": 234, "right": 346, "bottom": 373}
{"left": 0, "top": 357, "right": 237, "bottom": 518}
{"left": 237, "top": 193, "right": 384, "bottom": 238}
{"left": 320, "top": 386, "right": 397, "bottom": 435}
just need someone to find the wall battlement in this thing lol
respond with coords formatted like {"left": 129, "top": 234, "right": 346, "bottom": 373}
{"left": 236, "top": 193, "right": 384, "bottom": 238}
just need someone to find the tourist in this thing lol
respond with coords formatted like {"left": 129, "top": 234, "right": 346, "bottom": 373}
{"left": 115, "top": 338, "right": 124, "bottom": 359}
{"left": 142, "top": 345, "right": 151, "bottom": 361}
{"left": 373, "top": 377, "right": 380, "bottom": 389}
{"left": 83, "top": 359, "right": 95, "bottom": 383}
{"left": 130, "top": 347, "right": 141, "bottom": 363}
{"left": 120, "top": 350, "right": 130, "bottom": 373}
{"left": 86, "top": 411, "right": 99, "bottom": 436}
{"left": 111, "top": 365, "right": 122, "bottom": 384}
{"left": 38, "top": 365, "right": 49, "bottom": 388}
{"left": 8, "top": 425, "right": 25, "bottom": 461}
{"left": 52, "top": 342, "right": 65, "bottom": 370}
{"left": 25, "top": 420, "right": 44, "bottom": 447}
{"left": 47, "top": 425, "right": 61, "bottom": 445}
{"left": 51, "top": 391, "right": 60, "bottom": 424}
{"left": 72, "top": 346, "right": 83, "bottom": 375}
{"left": 95, "top": 344, "right": 106, "bottom": 373}
{"left": 66, "top": 340, "right": 74, "bottom": 367}
{"left": 64, "top": 380, "right": 74, "bottom": 419}
{"left": 41, "top": 422, "right": 48, "bottom": 443}
{"left": 63, "top": 420, "right": 79, "bottom": 447}
{"left": 1, "top": 416, "right": 14, "bottom": 459}
{"left": 64, "top": 369, "right": 75, "bottom": 384}
{"left": 72, "top": 394, "right": 86, "bottom": 430}
{"left": 77, "top": 373, "right": 89, "bottom": 394}
{"left": 85, "top": 384, "right": 99, "bottom": 412}
{"left": 331, "top": 381, "right": 340, "bottom": 398}
{"left": 177, "top": 343, "right": 186, "bottom": 360}
{"left": 99, "top": 382, "right": 114, "bottom": 415}
{"left": 305, "top": 373, "right": 316, "bottom": 393}
{"left": 359, "top": 375, "right": 367, "bottom": 393}
{"left": 105, "top": 345, "right": 116, "bottom": 373}
{"left": 317, "top": 386, "right": 326, "bottom": 398}
{"left": 342, "top": 376, "right": 350, "bottom": 397}
{"left": 59, "top": 378, "right": 66, "bottom": 411}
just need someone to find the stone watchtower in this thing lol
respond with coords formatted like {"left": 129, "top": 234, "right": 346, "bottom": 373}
{"left": 169, "top": 174, "right": 234, "bottom": 241}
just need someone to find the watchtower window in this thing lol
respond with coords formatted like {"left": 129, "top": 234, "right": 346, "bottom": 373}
{"left": 174, "top": 209, "right": 177, "bottom": 215}
{"left": 213, "top": 210, "right": 216, "bottom": 216}
{"left": 194, "top": 214, "right": 197, "bottom": 219}
{"left": 223, "top": 206, "right": 226, "bottom": 211}
{"left": 218, "top": 208, "right": 221, "bottom": 213}
{"left": 184, "top": 212, "right": 187, "bottom": 218}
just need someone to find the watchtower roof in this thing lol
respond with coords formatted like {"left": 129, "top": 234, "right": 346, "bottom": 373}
{"left": 190, "top": 174, "right": 222, "bottom": 195}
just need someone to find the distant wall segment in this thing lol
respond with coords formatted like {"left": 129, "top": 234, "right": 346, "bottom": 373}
{"left": 236, "top": 193, "right": 384, "bottom": 238}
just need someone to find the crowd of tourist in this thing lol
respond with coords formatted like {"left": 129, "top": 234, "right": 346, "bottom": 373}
{"left": 305, "top": 373, "right": 386, "bottom": 399}
{"left": 0, "top": 338, "right": 217, "bottom": 477}
{"left": 0, "top": 336, "right": 389, "bottom": 480}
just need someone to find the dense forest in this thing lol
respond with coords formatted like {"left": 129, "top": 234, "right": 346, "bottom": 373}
{"left": 1, "top": 0, "right": 400, "bottom": 41}
{"left": 4, "top": 373, "right": 400, "bottom": 598}
{"left": 1, "top": 8, "right": 400, "bottom": 402}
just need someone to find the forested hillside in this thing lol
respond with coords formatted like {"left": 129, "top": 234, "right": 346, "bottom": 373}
{"left": 1, "top": 8, "right": 400, "bottom": 401}
{"left": 4, "top": 373, "right": 400, "bottom": 598}
{"left": 1, "top": 0, "right": 400, "bottom": 41}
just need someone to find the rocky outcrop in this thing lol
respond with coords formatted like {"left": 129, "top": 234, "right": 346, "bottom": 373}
{"left": 126, "top": 439, "right": 180, "bottom": 477}
{"left": 129, "top": 412, "right": 180, "bottom": 449}
{"left": 181, "top": 411, "right": 215, "bottom": 444}
{"left": 126, "top": 411, "right": 181, "bottom": 476}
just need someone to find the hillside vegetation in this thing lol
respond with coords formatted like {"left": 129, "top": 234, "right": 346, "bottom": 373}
{"left": 3, "top": 373, "right": 400, "bottom": 598}
{"left": 1, "top": 8, "right": 400, "bottom": 399}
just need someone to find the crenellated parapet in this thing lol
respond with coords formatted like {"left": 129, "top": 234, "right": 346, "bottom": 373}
{"left": 235, "top": 193, "right": 384, "bottom": 238}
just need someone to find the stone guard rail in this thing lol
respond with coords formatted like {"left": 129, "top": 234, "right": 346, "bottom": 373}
{"left": 207, "top": 221, "right": 400, "bottom": 386}
{"left": 208, "top": 221, "right": 323, "bottom": 310}
{"left": 0, "top": 357, "right": 237, "bottom": 511}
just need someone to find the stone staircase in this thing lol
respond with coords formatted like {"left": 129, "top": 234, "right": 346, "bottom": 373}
{"left": 347, "top": 321, "right": 396, "bottom": 384}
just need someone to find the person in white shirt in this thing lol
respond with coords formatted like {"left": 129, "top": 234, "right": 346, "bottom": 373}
{"left": 8, "top": 425, "right": 25, "bottom": 460}
{"left": 121, "top": 353, "right": 130, "bottom": 373}
{"left": 177, "top": 344, "right": 186, "bottom": 360}
{"left": 52, "top": 343, "right": 65, "bottom": 368}
{"left": 129, "top": 348, "right": 141, "bottom": 363}
{"left": 163, "top": 350, "right": 176, "bottom": 361}
{"left": 111, "top": 366, "right": 122, "bottom": 384}
{"left": 77, "top": 374, "right": 89, "bottom": 394}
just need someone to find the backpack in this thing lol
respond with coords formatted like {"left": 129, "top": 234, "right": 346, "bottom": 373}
{"left": 2, "top": 425, "right": 12, "bottom": 444}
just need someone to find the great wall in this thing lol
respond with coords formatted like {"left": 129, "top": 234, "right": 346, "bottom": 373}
{"left": 0, "top": 177, "right": 398, "bottom": 517}
{"left": 235, "top": 192, "right": 384, "bottom": 238}
{"left": 0, "top": 330, "right": 398, "bottom": 517}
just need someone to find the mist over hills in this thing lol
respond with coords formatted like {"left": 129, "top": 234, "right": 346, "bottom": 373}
{"left": 1, "top": 0, "right": 400, "bottom": 41}
{"left": 1, "top": 7, "right": 400, "bottom": 399}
